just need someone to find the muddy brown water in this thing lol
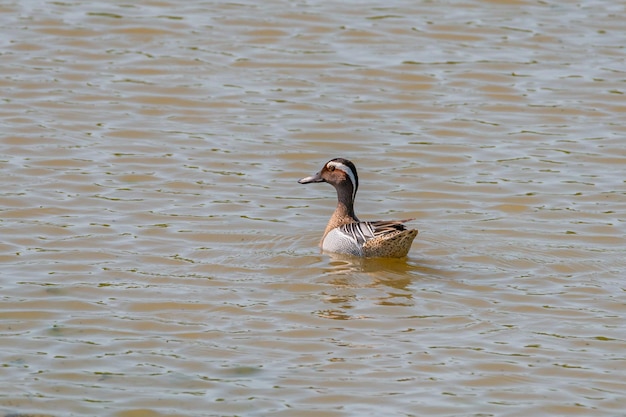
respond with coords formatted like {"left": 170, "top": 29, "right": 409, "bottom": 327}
{"left": 1, "top": 1, "right": 625, "bottom": 416}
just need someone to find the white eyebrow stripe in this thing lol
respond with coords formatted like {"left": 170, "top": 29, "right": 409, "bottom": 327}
{"left": 327, "top": 160, "right": 357, "bottom": 200}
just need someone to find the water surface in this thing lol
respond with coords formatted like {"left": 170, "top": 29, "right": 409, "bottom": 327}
{"left": 1, "top": 0, "right": 625, "bottom": 416}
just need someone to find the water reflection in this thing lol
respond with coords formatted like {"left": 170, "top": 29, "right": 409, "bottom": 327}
{"left": 315, "top": 252, "right": 456, "bottom": 319}
{"left": 323, "top": 252, "right": 451, "bottom": 282}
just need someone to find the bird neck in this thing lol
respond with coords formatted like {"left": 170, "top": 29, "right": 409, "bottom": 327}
{"left": 334, "top": 181, "right": 358, "bottom": 222}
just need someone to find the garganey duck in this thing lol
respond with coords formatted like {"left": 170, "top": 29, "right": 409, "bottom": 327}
{"left": 298, "top": 158, "right": 418, "bottom": 258}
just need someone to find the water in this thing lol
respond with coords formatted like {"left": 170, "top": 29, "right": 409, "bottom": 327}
{"left": 1, "top": 0, "right": 625, "bottom": 416}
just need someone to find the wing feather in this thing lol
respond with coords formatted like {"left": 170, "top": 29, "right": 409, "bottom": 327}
{"left": 337, "top": 219, "right": 414, "bottom": 245}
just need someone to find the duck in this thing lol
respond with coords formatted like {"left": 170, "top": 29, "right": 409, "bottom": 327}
{"left": 298, "top": 157, "right": 418, "bottom": 258}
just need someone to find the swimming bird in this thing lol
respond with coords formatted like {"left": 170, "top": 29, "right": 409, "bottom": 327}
{"left": 298, "top": 158, "right": 418, "bottom": 258}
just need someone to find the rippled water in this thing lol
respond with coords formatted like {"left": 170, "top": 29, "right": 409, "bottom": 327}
{"left": 2, "top": 0, "right": 625, "bottom": 416}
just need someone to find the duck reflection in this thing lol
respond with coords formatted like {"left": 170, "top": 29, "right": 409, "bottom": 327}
{"left": 315, "top": 253, "right": 444, "bottom": 320}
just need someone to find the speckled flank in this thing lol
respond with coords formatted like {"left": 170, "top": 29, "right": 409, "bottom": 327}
{"left": 363, "top": 229, "right": 418, "bottom": 258}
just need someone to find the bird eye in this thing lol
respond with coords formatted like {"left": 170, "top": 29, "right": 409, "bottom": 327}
{"left": 328, "top": 165, "right": 335, "bottom": 172}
